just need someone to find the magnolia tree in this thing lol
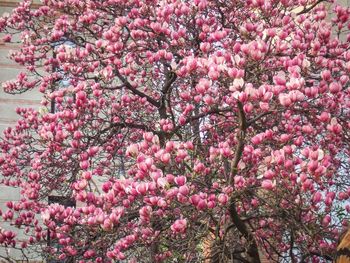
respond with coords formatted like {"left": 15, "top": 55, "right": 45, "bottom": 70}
{"left": 0, "top": 0, "right": 350, "bottom": 262}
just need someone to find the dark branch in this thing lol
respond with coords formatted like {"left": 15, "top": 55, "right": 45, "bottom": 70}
{"left": 115, "top": 69, "right": 161, "bottom": 108}
{"left": 296, "top": 0, "right": 325, "bottom": 15}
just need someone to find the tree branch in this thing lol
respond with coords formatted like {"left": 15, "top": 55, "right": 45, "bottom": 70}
{"left": 296, "top": 0, "right": 325, "bottom": 15}
{"left": 115, "top": 69, "right": 161, "bottom": 108}
{"left": 172, "top": 107, "right": 231, "bottom": 133}
{"left": 227, "top": 101, "right": 261, "bottom": 263}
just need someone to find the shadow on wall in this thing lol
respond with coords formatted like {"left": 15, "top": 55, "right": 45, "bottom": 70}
{"left": 335, "top": 228, "right": 350, "bottom": 263}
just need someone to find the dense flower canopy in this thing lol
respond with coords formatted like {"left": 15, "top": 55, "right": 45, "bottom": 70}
{"left": 0, "top": 0, "right": 350, "bottom": 262}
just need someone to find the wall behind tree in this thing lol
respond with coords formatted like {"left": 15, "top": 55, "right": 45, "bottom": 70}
{"left": 0, "top": 1, "right": 42, "bottom": 261}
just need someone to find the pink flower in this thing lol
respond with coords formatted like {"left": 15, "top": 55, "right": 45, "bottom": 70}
{"left": 126, "top": 144, "right": 139, "bottom": 157}
{"left": 171, "top": 219, "right": 187, "bottom": 234}
{"left": 329, "top": 82, "right": 341, "bottom": 93}
{"left": 139, "top": 206, "right": 152, "bottom": 223}
{"left": 234, "top": 176, "right": 246, "bottom": 188}
{"left": 321, "top": 70, "right": 331, "bottom": 81}
{"left": 77, "top": 179, "right": 88, "bottom": 190}
{"left": 264, "top": 170, "right": 275, "bottom": 179}
{"left": 312, "top": 192, "right": 322, "bottom": 204}
{"left": 322, "top": 215, "right": 331, "bottom": 227}
{"left": 200, "top": 42, "right": 211, "bottom": 53}
{"left": 273, "top": 75, "right": 286, "bottom": 85}
{"left": 279, "top": 94, "right": 292, "bottom": 107}
{"left": 208, "top": 69, "right": 219, "bottom": 80}
{"left": 174, "top": 176, "right": 186, "bottom": 186}
{"left": 251, "top": 134, "right": 264, "bottom": 145}
{"left": 261, "top": 179, "right": 275, "bottom": 190}
{"left": 197, "top": 199, "right": 207, "bottom": 210}
{"left": 161, "top": 153, "right": 171, "bottom": 164}
{"left": 218, "top": 194, "right": 228, "bottom": 205}
{"left": 136, "top": 183, "right": 148, "bottom": 195}
{"left": 178, "top": 185, "right": 189, "bottom": 196}
{"left": 76, "top": 91, "right": 87, "bottom": 101}
{"left": 319, "top": 112, "right": 330, "bottom": 122}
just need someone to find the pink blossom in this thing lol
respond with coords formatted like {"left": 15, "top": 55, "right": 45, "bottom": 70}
{"left": 261, "top": 180, "right": 275, "bottom": 190}
{"left": 160, "top": 153, "right": 171, "bottom": 164}
{"left": 234, "top": 176, "right": 246, "bottom": 188}
{"left": 218, "top": 194, "right": 228, "bottom": 205}
{"left": 171, "top": 219, "right": 187, "bottom": 234}
{"left": 174, "top": 176, "right": 186, "bottom": 186}
{"left": 329, "top": 82, "right": 341, "bottom": 93}
{"left": 312, "top": 192, "right": 322, "bottom": 204}
{"left": 136, "top": 183, "right": 148, "bottom": 195}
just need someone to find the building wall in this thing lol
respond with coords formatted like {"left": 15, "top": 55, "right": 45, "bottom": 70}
{"left": 0, "top": 1, "right": 41, "bottom": 261}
